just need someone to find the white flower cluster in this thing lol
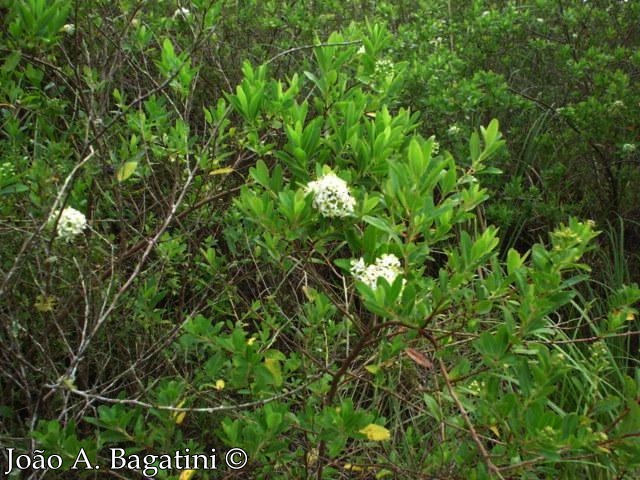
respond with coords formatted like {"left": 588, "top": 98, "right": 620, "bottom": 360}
{"left": 447, "top": 125, "right": 461, "bottom": 136}
{"left": 173, "top": 7, "right": 191, "bottom": 19}
{"left": 622, "top": 143, "right": 636, "bottom": 155}
{"left": 374, "top": 58, "right": 395, "bottom": 78}
{"left": 350, "top": 254, "right": 402, "bottom": 290}
{"left": 49, "top": 207, "right": 87, "bottom": 242}
{"left": 0, "top": 161, "right": 15, "bottom": 178}
{"left": 305, "top": 172, "right": 356, "bottom": 218}
{"left": 62, "top": 24, "right": 75, "bottom": 35}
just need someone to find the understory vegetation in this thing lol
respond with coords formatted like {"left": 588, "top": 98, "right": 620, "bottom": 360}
{"left": 1, "top": 1, "right": 639, "bottom": 479}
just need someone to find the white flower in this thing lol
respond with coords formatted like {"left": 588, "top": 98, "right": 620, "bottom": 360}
{"left": 62, "top": 24, "right": 75, "bottom": 35}
{"left": 350, "top": 258, "right": 367, "bottom": 278}
{"left": 350, "top": 254, "right": 403, "bottom": 290}
{"left": 357, "top": 45, "right": 366, "bottom": 55}
{"left": 49, "top": 207, "right": 87, "bottom": 242}
{"left": 305, "top": 172, "right": 356, "bottom": 218}
{"left": 447, "top": 125, "right": 461, "bottom": 135}
{"left": 173, "top": 7, "right": 191, "bottom": 19}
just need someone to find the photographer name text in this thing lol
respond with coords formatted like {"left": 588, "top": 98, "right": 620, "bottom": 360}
{"left": 3, "top": 447, "right": 248, "bottom": 477}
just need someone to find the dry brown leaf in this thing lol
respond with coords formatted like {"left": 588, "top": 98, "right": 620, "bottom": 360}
{"left": 405, "top": 348, "right": 433, "bottom": 369}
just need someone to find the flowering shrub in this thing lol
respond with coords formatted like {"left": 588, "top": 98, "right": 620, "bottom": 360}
{"left": 305, "top": 171, "right": 356, "bottom": 218}
{"left": 1, "top": 3, "right": 638, "bottom": 480}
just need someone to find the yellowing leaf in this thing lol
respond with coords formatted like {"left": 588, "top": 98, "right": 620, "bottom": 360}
{"left": 489, "top": 425, "right": 500, "bottom": 439}
{"left": 359, "top": 423, "right": 391, "bottom": 441}
{"left": 172, "top": 399, "right": 187, "bottom": 425}
{"left": 209, "top": 167, "right": 234, "bottom": 176}
{"left": 626, "top": 310, "right": 635, "bottom": 321}
{"left": 116, "top": 161, "right": 138, "bottom": 182}
{"left": 344, "top": 463, "right": 364, "bottom": 472}
{"left": 34, "top": 294, "right": 56, "bottom": 312}
{"left": 179, "top": 470, "right": 196, "bottom": 480}
{"left": 264, "top": 358, "right": 283, "bottom": 387}
{"left": 174, "top": 411, "right": 186, "bottom": 425}
{"left": 62, "top": 376, "right": 76, "bottom": 390}
{"left": 302, "top": 285, "right": 317, "bottom": 301}
{"left": 306, "top": 448, "right": 318, "bottom": 466}
{"left": 376, "top": 469, "right": 394, "bottom": 478}
{"left": 365, "top": 364, "right": 381, "bottom": 375}
{"left": 215, "top": 379, "right": 225, "bottom": 391}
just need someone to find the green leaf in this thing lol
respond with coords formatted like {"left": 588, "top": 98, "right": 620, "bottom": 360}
{"left": 0, "top": 183, "right": 29, "bottom": 196}
{"left": 423, "top": 394, "right": 442, "bottom": 421}
{"left": 161, "top": 38, "right": 176, "bottom": 64}
{"left": 506, "top": 248, "right": 523, "bottom": 276}
{"left": 481, "top": 118, "right": 500, "bottom": 147}
{"left": 469, "top": 132, "right": 481, "bottom": 162}
{"left": 2, "top": 51, "right": 21, "bottom": 73}
{"left": 407, "top": 137, "right": 424, "bottom": 168}
{"left": 474, "top": 326, "right": 510, "bottom": 362}
{"left": 362, "top": 215, "right": 401, "bottom": 242}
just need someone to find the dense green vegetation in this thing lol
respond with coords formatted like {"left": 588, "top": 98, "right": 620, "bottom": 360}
{"left": 1, "top": 0, "right": 639, "bottom": 479}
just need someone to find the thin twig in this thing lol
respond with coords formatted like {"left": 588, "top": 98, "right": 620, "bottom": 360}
{"left": 53, "top": 374, "right": 321, "bottom": 413}
{"left": 265, "top": 40, "right": 362, "bottom": 65}
{"left": 422, "top": 330, "right": 505, "bottom": 479}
